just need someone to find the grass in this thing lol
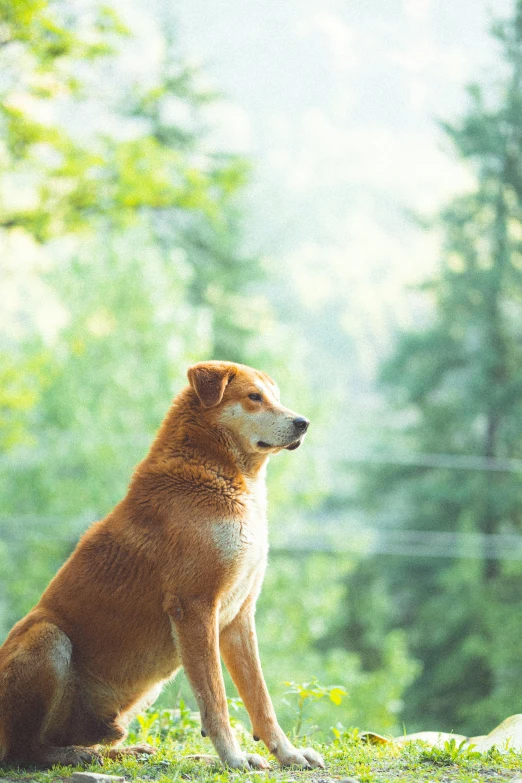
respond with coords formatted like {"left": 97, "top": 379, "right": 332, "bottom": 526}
{"left": 1, "top": 709, "right": 522, "bottom": 783}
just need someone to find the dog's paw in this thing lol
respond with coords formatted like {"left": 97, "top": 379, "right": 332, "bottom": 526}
{"left": 244, "top": 753, "right": 271, "bottom": 770}
{"left": 37, "top": 745, "right": 103, "bottom": 767}
{"left": 276, "top": 746, "right": 325, "bottom": 769}
{"left": 224, "top": 752, "right": 271, "bottom": 770}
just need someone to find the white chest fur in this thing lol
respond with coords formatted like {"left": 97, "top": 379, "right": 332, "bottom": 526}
{"left": 213, "top": 470, "right": 269, "bottom": 630}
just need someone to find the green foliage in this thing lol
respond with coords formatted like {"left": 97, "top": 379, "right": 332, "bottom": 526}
{"left": 0, "top": 348, "right": 52, "bottom": 449}
{"left": 0, "top": 0, "right": 124, "bottom": 66}
{"left": 0, "top": 0, "right": 250, "bottom": 248}
{"left": 418, "top": 739, "right": 483, "bottom": 766}
{"left": 0, "top": 0, "right": 417, "bottom": 741}
{"left": 134, "top": 712, "right": 161, "bottom": 746}
{"left": 131, "top": 704, "right": 200, "bottom": 745}
{"left": 336, "top": 0, "right": 522, "bottom": 737}
{"left": 0, "top": 0, "right": 130, "bottom": 240}
{"left": 255, "top": 555, "right": 419, "bottom": 736}
{"left": 0, "top": 0, "right": 263, "bottom": 635}
{"left": 226, "top": 696, "right": 246, "bottom": 724}
{"left": 282, "top": 678, "right": 347, "bottom": 736}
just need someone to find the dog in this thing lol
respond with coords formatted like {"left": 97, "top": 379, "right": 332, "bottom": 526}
{"left": 0, "top": 361, "right": 325, "bottom": 770}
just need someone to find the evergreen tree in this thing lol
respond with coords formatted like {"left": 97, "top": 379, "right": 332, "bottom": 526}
{"left": 0, "top": 0, "right": 263, "bottom": 632}
{"left": 117, "top": 23, "right": 259, "bottom": 362}
{"left": 334, "top": 0, "right": 522, "bottom": 735}
{"left": 0, "top": 3, "right": 424, "bottom": 733}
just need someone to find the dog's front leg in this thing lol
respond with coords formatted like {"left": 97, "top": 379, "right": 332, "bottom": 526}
{"left": 220, "top": 601, "right": 325, "bottom": 769}
{"left": 168, "top": 597, "right": 270, "bottom": 770}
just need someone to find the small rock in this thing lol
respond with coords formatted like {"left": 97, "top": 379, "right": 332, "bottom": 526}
{"left": 338, "top": 778, "right": 361, "bottom": 783}
{"left": 71, "top": 774, "right": 125, "bottom": 783}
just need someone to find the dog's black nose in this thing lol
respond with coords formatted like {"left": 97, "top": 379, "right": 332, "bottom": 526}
{"left": 293, "top": 416, "right": 309, "bottom": 433}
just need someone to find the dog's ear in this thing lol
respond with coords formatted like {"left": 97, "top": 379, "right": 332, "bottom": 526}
{"left": 187, "top": 362, "right": 236, "bottom": 408}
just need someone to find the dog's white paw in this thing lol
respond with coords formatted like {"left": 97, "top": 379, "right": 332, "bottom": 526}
{"left": 276, "top": 746, "right": 325, "bottom": 769}
{"left": 224, "top": 752, "right": 271, "bottom": 770}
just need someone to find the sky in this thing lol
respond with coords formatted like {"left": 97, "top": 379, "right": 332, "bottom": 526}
{"left": 171, "top": 0, "right": 512, "bottom": 388}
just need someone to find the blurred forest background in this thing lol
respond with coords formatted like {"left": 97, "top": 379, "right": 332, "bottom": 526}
{"left": 2, "top": 0, "right": 522, "bottom": 741}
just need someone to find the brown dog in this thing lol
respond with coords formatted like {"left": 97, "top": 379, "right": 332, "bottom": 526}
{"left": 0, "top": 361, "right": 324, "bottom": 770}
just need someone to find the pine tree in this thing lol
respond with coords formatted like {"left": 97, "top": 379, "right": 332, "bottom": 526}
{"left": 117, "top": 22, "right": 260, "bottom": 362}
{"left": 333, "top": 0, "right": 522, "bottom": 735}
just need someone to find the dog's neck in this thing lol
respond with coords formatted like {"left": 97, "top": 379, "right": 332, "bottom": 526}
{"left": 149, "top": 387, "right": 269, "bottom": 482}
{"left": 210, "top": 424, "right": 269, "bottom": 480}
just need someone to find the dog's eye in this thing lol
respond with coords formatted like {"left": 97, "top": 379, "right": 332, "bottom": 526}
{"left": 248, "top": 393, "right": 263, "bottom": 402}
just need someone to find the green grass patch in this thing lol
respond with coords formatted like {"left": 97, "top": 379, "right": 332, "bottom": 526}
{"left": 1, "top": 709, "right": 522, "bottom": 783}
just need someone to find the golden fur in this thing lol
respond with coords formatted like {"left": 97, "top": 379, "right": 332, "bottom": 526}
{"left": 0, "top": 361, "right": 323, "bottom": 770}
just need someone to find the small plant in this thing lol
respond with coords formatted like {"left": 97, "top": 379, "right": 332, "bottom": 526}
{"left": 331, "top": 723, "right": 360, "bottom": 743}
{"left": 174, "top": 697, "right": 201, "bottom": 735}
{"left": 129, "top": 699, "right": 201, "bottom": 744}
{"left": 419, "top": 737, "right": 483, "bottom": 766}
{"left": 282, "top": 678, "right": 347, "bottom": 737}
{"left": 134, "top": 710, "right": 160, "bottom": 744}
{"left": 227, "top": 696, "right": 246, "bottom": 727}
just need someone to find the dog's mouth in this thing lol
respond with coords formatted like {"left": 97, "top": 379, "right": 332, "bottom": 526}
{"left": 257, "top": 439, "right": 302, "bottom": 451}
{"left": 285, "top": 440, "right": 302, "bottom": 451}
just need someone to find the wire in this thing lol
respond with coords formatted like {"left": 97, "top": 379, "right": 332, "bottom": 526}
{"left": 336, "top": 450, "right": 522, "bottom": 474}
{"left": 2, "top": 515, "right": 522, "bottom": 560}
{"left": 273, "top": 535, "right": 522, "bottom": 560}
{"left": 2, "top": 438, "right": 522, "bottom": 473}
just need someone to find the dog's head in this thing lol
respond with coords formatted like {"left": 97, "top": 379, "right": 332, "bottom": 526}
{"left": 187, "top": 361, "right": 309, "bottom": 454}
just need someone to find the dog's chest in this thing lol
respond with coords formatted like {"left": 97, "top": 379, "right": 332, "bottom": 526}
{"left": 213, "top": 476, "right": 268, "bottom": 629}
